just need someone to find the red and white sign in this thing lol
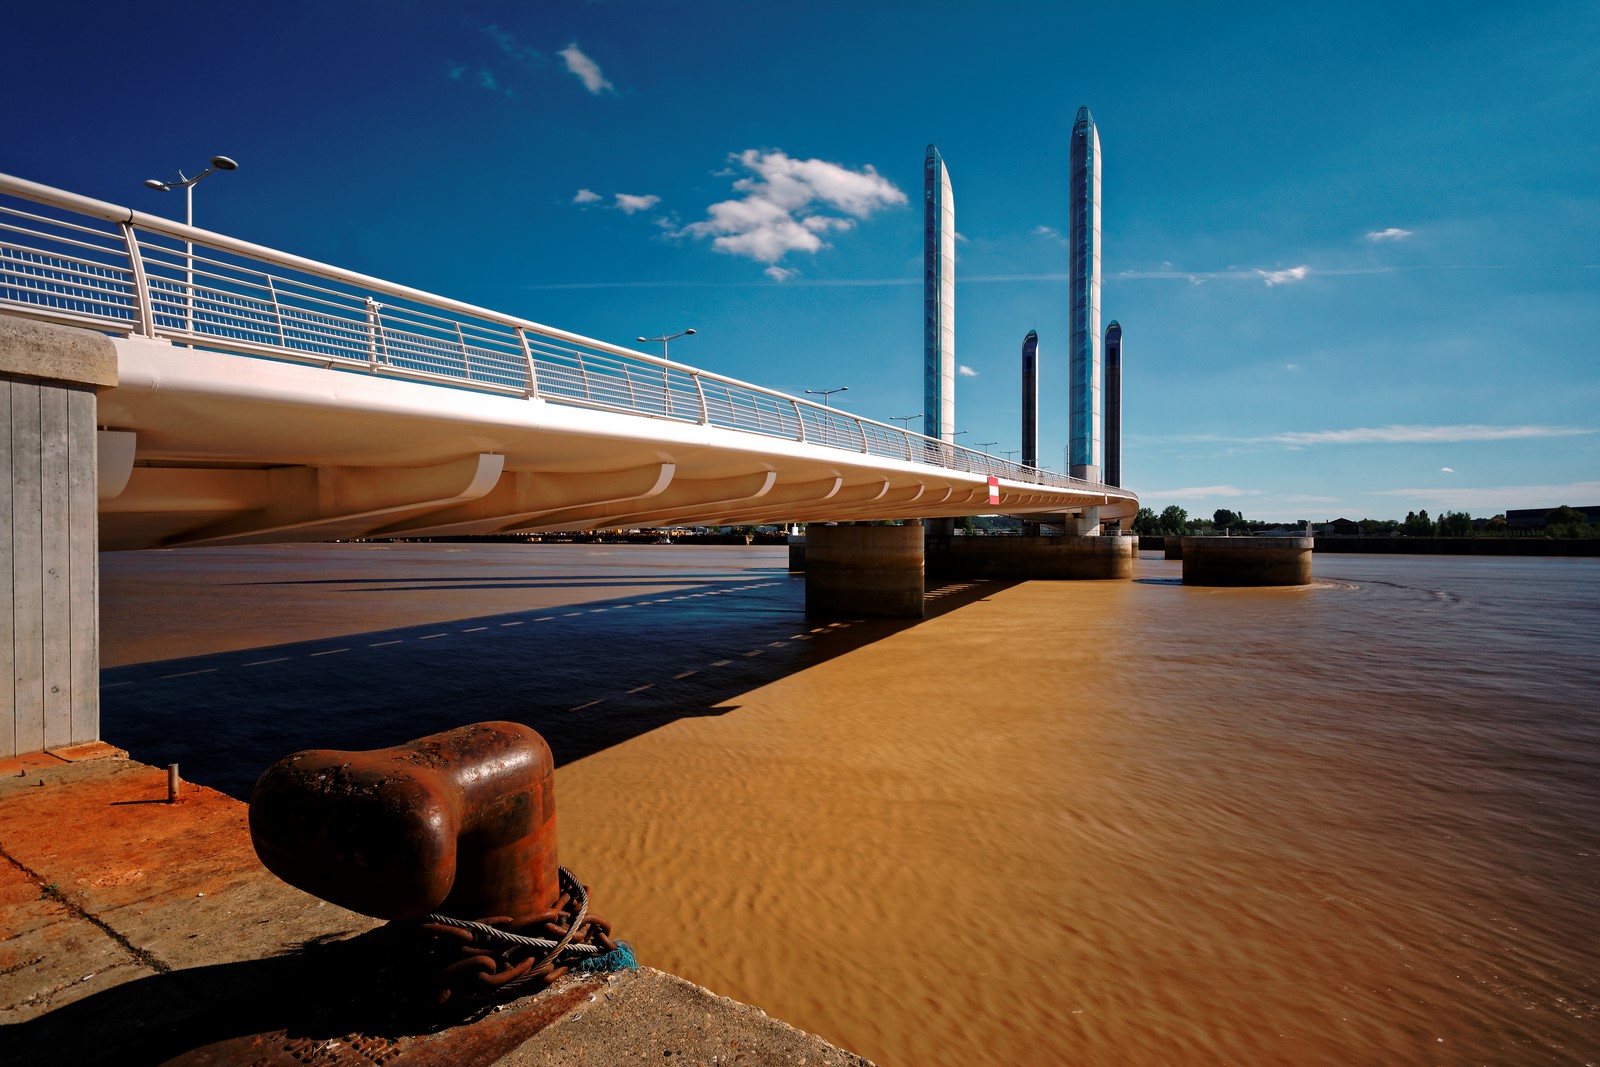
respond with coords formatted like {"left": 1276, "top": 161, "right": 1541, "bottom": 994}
{"left": 987, "top": 475, "right": 1000, "bottom": 506}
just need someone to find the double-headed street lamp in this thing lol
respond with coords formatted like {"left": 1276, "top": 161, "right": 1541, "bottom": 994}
{"left": 976, "top": 441, "right": 998, "bottom": 453}
{"left": 636, "top": 328, "right": 695, "bottom": 359}
{"left": 888, "top": 414, "right": 919, "bottom": 430}
{"left": 637, "top": 328, "right": 695, "bottom": 415}
{"left": 143, "top": 155, "right": 238, "bottom": 337}
{"left": 805, "top": 386, "right": 848, "bottom": 407}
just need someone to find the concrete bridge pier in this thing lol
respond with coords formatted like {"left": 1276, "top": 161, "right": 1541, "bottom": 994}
{"left": 926, "top": 531, "right": 1135, "bottom": 580}
{"left": 1181, "top": 536, "right": 1313, "bottom": 586}
{"left": 2, "top": 318, "right": 117, "bottom": 759}
{"left": 804, "top": 523, "right": 925, "bottom": 618}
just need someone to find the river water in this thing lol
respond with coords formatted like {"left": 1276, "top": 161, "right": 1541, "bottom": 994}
{"left": 99, "top": 545, "right": 1599, "bottom": 1065}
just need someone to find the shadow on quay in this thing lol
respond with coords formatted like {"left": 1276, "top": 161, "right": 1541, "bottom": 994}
{"left": 2, "top": 926, "right": 592, "bottom": 1065}
{"left": 102, "top": 573, "right": 1014, "bottom": 801}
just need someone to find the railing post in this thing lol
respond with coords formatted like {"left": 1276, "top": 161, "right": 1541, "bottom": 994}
{"left": 515, "top": 326, "right": 539, "bottom": 398}
{"left": 454, "top": 321, "right": 471, "bottom": 380}
{"left": 792, "top": 399, "right": 805, "bottom": 442}
{"left": 266, "top": 276, "right": 287, "bottom": 349}
{"left": 119, "top": 223, "right": 157, "bottom": 339}
{"left": 692, "top": 371, "right": 709, "bottom": 424}
{"left": 364, "top": 297, "right": 384, "bottom": 371}
{"left": 855, "top": 418, "right": 869, "bottom": 453}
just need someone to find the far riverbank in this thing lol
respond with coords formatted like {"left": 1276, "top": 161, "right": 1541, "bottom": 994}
{"left": 1137, "top": 534, "right": 1600, "bottom": 555}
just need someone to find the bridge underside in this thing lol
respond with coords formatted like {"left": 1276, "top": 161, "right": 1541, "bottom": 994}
{"left": 96, "top": 337, "right": 1136, "bottom": 550}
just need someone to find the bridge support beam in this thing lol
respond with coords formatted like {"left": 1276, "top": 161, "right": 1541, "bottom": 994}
{"left": 1181, "top": 536, "right": 1312, "bottom": 586}
{"left": 1, "top": 317, "right": 117, "bottom": 759}
{"left": 926, "top": 532, "right": 1135, "bottom": 580}
{"left": 804, "top": 523, "right": 924, "bottom": 618}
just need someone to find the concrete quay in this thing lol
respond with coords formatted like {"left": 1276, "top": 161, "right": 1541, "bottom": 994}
{"left": 0, "top": 745, "right": 871, "bottom": 1065}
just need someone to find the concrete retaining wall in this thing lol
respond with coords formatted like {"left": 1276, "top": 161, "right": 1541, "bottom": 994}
{"left": 804, "top": 524, "right": 924, "bottom": 618}
{"left": 1, "top": 317, "right": 116, "bottom": 758}
{"left": 1181, "top": 536, "right": 1311, "bottom": 586}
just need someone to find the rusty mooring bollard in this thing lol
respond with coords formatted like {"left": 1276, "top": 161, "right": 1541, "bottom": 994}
{"left": 249, "top": 721, "right": 558, "bottom": 922}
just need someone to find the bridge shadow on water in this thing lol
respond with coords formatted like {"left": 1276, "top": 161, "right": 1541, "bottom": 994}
{"left": 101, "top": 571, "right": 1015, "bottom": 800}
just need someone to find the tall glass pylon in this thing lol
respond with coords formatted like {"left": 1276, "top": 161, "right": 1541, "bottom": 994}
{"left": 1069, "top": 107, "right": 1101, "bottom": 481}
{"left": 923, "top": 145, "right": 955, "bottom": 443}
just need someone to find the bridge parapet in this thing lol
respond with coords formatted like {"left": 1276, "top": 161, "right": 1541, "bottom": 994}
{"left": 1, "top": 174, "right": 1127, "bottom": 501}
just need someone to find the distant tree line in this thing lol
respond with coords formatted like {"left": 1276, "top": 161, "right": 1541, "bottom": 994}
{"left": 1130, "top": 505, "right": 1599, "bottom": 539}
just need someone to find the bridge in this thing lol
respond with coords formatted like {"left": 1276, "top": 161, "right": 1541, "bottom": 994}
{"left": 0, "top": 174, "right": 1135, "bottom": 550}
{"left": 1, "top": 172, "right": 1138, "bottom": 759}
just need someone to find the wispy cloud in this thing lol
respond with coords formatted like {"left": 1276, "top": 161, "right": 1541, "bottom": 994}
{"left": 482, "top": 24, "right": 543, "bottom": 65}
{"left": 1441, "top": 466, "right": 1455, "bottom": 473}
{"left": 559, "top": 43, "right": 613, "bottom": 94}
{"left": 679, "top": 149, "right": 906, "bottom": 267}
{"left": 614, "top": 193, "right": 661, "bottom": 215}
{"left": 765, "top": 266, "right": 799, "bottom": 282}
{"left": 1257, "top": 265, "right": 1309, "bottom": 286}
{"left": 1264, "top": 424, "right": 1594, "bottom": 446}
{"left": 1367, "top": 227, "right": 1413, "bottom": 241}
{"left": 958, "top": 365, "right": 977, "bottom": 377}
{"left": 1145, "top": 485, "right": 1262, "bottom": 500}
{"left": 573, "top": 189, "right": 602, "bottom": 205}
{"left": 449, "top": 62, "right": 510, "bottom": 95}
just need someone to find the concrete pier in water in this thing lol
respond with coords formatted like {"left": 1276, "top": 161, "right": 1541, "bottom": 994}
{"left": 804, "top": 523, "right": 926, "bottom": 618}
{"left": 1181, "top": 536, "right": 1313, "bottom": 586}
{"left": 927, "top": 533, "right": 1135, "bottom": 580}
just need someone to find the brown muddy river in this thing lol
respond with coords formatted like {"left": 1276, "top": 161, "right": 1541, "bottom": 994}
{"left": 100, "top": 545, "right": 1599, "bottom": 1065}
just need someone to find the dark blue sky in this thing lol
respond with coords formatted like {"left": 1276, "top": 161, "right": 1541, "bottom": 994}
{"left": 6, "top": 0, "right": 1597, "bottom": 520}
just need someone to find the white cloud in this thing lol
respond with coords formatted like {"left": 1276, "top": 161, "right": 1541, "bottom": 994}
{"left": 680, "top": 149, "right": 906, "bottom": 266}
{"left": 1033, "top": 225, "right": 1060, "bottom": 238}
{"left": 1441, "top": 467, "right": 1455, "bottom": 473}
{"left": 573, "top": 188, "right": 602, "bottom": 205}
{"left": 1368, "top": 227, "right": 1413, "bottom": 241}
{"left": 1265, "top": 424, "right": 1594, "bottom": 446}
{"left": 958, "top": 365, "right": 977, "bottom": 377}
{"left": 1257, "top": 265, "right": 1310, "bottom": 286}
{"left": 614, "top": 193, "right": 661, "bottom": 215}
{"left": 765, "top": 265, "right": 798, "bottom": 282}
{"left": 1145, "top": 485, "right": 1261, "bottom": 500}
{"left": 558, "top": 43, "right": 613, "bottom": 94}
{"left": 1284, "top": 363, "right": 1302, "bottom": 371}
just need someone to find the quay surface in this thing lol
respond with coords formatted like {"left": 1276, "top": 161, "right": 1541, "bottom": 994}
{"left": 0, "top": 744, "right": 869, "bottom": 1065}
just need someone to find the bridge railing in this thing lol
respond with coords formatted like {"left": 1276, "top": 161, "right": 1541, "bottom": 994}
{"left": 0, "top": 174, "right": 1116, "bottom": 496}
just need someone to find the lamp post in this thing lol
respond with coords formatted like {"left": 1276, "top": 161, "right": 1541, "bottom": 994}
{"left": 976, "top": 441, "right": 997, "bottom": 453}
{"left": 636, "top": 328, "right": 696, "bottom": 359}
{"left": 805, "top": 386, "right": 848, "bottom": 407}
{"left": 888, "top": 414, "right": 919, "bottom": 430}
{"left": 637, "top": 329, "right": 695, "bottom": 415}
{"left": 143, "top": 155, "right": 238, "bottom": 338}
{"left": 1001, "top": 449, "right": 1019, "bottom": 461}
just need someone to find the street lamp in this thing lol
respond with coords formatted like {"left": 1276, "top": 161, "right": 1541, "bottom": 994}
{"left": 976, "top": 441, "right": 997, "bottom": 453}
{"left": 636, "top": 329, "right": 695, "bottom": 415}
{"left": 1001, "top": 449, "right": 1020, "bottom": 461}
{"left": 805, "top": 386, "right": 848, "bottom": 407}
{"left": 636, "top": 328, "right": 696, "bottom": 359}
{"left": 143, "top": 155, "right": 238, "bottom": 337}
{"left": 888, "top": 414, "right": 920, "bottom": 430}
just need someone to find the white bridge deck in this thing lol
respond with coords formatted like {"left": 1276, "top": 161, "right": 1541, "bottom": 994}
{"left": 1, "top": 174, "right": 1136, "bottom": 549}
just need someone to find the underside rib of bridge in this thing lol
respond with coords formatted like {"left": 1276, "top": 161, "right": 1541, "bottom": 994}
{"left": 83, "top": 332, "right": 1136, "bottom": 550}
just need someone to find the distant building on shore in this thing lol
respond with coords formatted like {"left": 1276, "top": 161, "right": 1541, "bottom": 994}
{"left": 1506, "top": 505, "right": 1600, "bottom": 529}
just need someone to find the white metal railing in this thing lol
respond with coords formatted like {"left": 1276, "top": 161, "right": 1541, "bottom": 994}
{"left": 0, "top": 173, "right": 1117, "bottom": 495}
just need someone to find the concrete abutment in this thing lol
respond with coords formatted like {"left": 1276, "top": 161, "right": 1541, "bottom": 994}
{"left": 1, "top": 317, "right": 116, "bottom": 759}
